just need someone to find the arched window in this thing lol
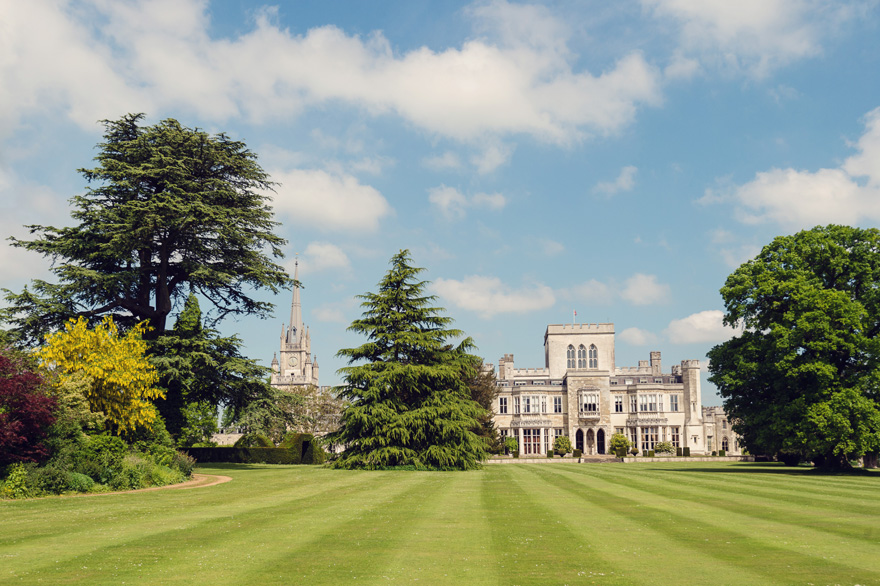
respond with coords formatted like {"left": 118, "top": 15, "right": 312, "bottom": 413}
{"left": 721, "top": 437, "right": 729, "bottom": 452}
{"left": 566, "top": 345, "right": 575, "bottom": 368}
{"left": 589, "top": 344, "right": 598, "bottom": 369}
{"left": 577, "top": 345, "right": 587, "bottom": 369}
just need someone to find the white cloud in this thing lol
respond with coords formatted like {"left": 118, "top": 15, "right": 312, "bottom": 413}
{"left": 664, "top": 50, "right": 701, "bottom": 79}
{"left": 428, "top": 185, "right": 507, "bottom": 220}
{"left": 432, "top": 275, "right": 555, "bottom": 318}
{"left": 0, "top": 0, "right": 662, "bottom": 145}
{"left": 423, "top": 151, "right": 463, "bottom": 171}
{"left": 471, "top": 142, "right": 514, "bottom": 174}
{"left": 301, "top": 242, "right": 351, "bottom": 274}
{"left": 592, "top": 165, "right": 638, "bottom": 195}
{"left": 665, "top": 310, "right": 740, "bottom": 344}
{"left": 621, "top": 274, "right": 671, "bottom": 305}
{"left": 270, "top": 168, "right": 393, "bottom": 232}
{"left": 538, "top": 239, "right": 565, "bottom": 256}
{"left": 709, "top": 107, "right": 880, "bottom": 230}
{"left": 0, "top": 172, "right": 68, "bottom": 282}
{"left": 619, "top": 327, "right": 659, "bottom": 345}
{"left": 643, "top": 0, "right": 849, "bottom": 77}
{"left": 559, "top": 280, "right": 615, "bottom": 305}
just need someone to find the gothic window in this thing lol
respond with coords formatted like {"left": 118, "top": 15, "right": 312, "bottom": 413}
{"left": 577, "top": 345, "right": 587, "bottom": 369}
{"left": 566, "top": 345, "right": 575, "bottom": 368}
{"left": 589, "top": 344, "right": 598, "bottom": 368}
{"left": 580, "top": 391, "right": 599, "bottom": 413}
{"left": 722, "top": 437, "right": 729, "bottom": 451}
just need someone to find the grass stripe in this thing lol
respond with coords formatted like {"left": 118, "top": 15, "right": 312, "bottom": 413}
{"left": 2, "top": 462, "right": 879, "bottom": 585}
{"left": 541, "top": 464, "right": 880, "bottom": 584}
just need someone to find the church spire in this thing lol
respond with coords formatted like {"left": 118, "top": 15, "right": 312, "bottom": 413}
{"left": 287, "top": 256, "right": 303, "bottom": 346}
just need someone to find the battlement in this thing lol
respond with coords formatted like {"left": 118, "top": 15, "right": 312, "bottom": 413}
{"left": 512, "top": 367, "right": 550, "bottom": 377}
{"left": 546, "top": 323, "right": 614, "bottom": 334}
{"left": 681, "top": 359, "right": 701, "bottom": 369}
{"left": 615, "top": 365, "right": 653, "bottom": 375}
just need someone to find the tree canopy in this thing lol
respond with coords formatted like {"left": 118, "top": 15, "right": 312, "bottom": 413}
{"left": 3, "top": 113, "right": 289, "bottom": 343}
{"left": 37, "top": 317, "right": 162, "bottom": 434}
{"left": 328, "top": 250, "right": 488, "bottom": 470}
{"left": 150, "top": 293, "right": 274, "bottom": 436}
{"left": 707, "top": 225, "right": 880, "bottom": 469}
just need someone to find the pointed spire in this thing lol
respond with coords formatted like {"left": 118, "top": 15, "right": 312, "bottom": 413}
{"left": 287, "top": 255, "right": 303, "bottom": 346}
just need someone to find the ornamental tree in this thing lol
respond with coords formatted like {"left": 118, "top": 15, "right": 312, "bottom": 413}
{"left": 707, "top": 225, "right": 880, "bottom": 469}
{"left": 553, "top": 435, "right": 573, "bottom": 456}
{"left": 609, "top": 432, "right": 630, "bottom": 456}
{"left": 37, "top": 316, "right": 163, "bottom": 433}
{"left": 0, "top": 349, "right": 56, "bottom": 466}
{"left": 2, "top": 113, "right": 290, "bottom": 344}
{"left": 328, "top": 250, "right": 487, "bottom": 470}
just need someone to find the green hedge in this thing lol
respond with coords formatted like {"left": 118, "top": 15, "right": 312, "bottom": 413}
{"left": 280, "top": 433, "right": 326, "bottom": 465}
{"left": 185, "top": 447, "right": 300, "bottom": 464}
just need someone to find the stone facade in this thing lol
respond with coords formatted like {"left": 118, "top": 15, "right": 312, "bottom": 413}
{"left": 492, "top": 323, "right": 742, "bottom": 457}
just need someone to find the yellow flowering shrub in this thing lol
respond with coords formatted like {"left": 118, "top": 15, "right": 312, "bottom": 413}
{"left": 37, "top": 317, "right": 164, "bottom": 433}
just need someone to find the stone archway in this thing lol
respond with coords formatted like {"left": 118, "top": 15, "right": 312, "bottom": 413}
{"left": 575, "top": 429, "right": 584, "bottom": 453}
{"left": 586, "top": 429, "right": 595, "bottom": 455}
{"left": 597, "top": 429, "right": 606, "bottom": 455}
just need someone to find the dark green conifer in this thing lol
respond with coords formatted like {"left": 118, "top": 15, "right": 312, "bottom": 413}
{"left": 328, "top": 250, "right": 487, "bottom": 470}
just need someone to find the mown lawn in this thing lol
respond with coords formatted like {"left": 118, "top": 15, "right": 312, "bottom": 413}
{"left": 1, "top": 462, "right": 878, "bottom": 585}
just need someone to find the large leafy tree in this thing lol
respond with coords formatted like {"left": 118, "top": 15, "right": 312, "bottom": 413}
{"left": 151, "top": 294, "right": 274, "bottom": 435}
{"left": 2, "top": 113, "right": 289, "bottom": 343}
{"left": 707, "top": 225, "right": 880, "bottom": 469}
{"left": 36, "top": 316, "right": 162, "bottom": 434}
{"left": 328, "top": 250, "right": 488, "bottom": 470}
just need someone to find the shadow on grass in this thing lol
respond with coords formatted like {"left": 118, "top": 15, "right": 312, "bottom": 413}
{"left": 646, "top": 462, "right": 880, "bottom": 477}
{"left": 195, "top": 462, "right": 324, "bottom": 471}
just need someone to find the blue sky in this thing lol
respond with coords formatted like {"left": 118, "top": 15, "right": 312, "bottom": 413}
{"left": 2, "top": 1, "right": 879, "bottom": 405}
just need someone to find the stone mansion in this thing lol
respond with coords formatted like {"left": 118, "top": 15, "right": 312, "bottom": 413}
{"left": 492, "top": 323, "right": 741, "bottom": 457}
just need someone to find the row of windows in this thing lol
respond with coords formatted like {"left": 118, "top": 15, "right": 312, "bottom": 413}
{"left": 625, "top": 426, "right": 681, "bottom": 450}
{"left": 498, "top": 396, "right": 563, "bottom": 415}
{"left": 503, "top": 426, "right": 684, "bottom": 453}
{"left": 500, "top": 393, "right": 683, "bottom": 415}
{"left": 610, "top": 377, "right": 680, "bottom": 385}
{"left": 567, "top": 344, "right": 598, "bottom": 369}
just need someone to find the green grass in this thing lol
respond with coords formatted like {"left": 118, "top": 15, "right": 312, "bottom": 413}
{"left": 1, "top": 462, "right": 878, "bottom": 585}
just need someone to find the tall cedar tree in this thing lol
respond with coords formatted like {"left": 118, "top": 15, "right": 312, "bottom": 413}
{"left": 2, "top": 113, "right": 290, "bottom": 343}
{"left": 328, "top": 250, "right": 488, "bottom": 470}
{"left": 151, "top": 294, "right": 274, "bottom": 435}
{"left": 0, "top": 349, "right": 56, "bottom": 466}
{"left": 708, "top": 225, "right": 880, "bottom": 469}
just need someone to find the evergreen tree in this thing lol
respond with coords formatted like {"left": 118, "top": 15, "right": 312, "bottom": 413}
{"left": 2, "top": 113, "right": 289, "bottom": 344}
{"left": 328, "top": 250, "right": 487, "bottom": 470}
{"left": 150, "top": 294, "right": 273, "bottom": 436}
